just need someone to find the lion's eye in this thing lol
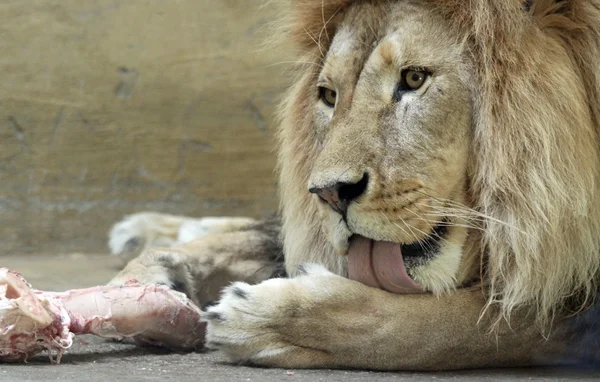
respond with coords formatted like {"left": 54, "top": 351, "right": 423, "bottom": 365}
{"left": 319, "top": 87, "right": 337, "bottom": 108}
{"left": 401, "top": 69, "right": 429, "bottom": 91}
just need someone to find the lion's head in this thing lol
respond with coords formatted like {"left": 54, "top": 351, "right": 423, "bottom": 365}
{"left": 274, "top": 0, "right": 600, "bottom": 326}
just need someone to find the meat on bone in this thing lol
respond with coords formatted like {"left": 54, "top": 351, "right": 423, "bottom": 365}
{"left": 0, "top": 268, "right": 205, "bottom": 363}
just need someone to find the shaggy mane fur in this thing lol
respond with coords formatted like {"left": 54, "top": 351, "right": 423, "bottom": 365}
{"left": 274, "top": 0, "right": 600, "bottom": 329}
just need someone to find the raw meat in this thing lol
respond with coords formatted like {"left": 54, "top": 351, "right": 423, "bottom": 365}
{"left": 0, "top": 268, "right": 205, "bottom": 363}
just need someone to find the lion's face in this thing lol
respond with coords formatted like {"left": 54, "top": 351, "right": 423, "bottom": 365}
{"left": 306, "top": 2, "right": 474, "bottom": 294}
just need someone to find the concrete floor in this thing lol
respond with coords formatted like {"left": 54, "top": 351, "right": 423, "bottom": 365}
{"left": 1, "top": 254, "right": 599, "bottom": 381}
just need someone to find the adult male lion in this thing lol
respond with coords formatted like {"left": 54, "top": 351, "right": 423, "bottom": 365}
{"left": 109, "top": 0, "right": 600, "bottom": 370}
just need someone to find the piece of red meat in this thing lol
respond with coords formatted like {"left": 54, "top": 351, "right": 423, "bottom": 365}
{"left": 0, "top": 268, "right": 205, "bottom": 363}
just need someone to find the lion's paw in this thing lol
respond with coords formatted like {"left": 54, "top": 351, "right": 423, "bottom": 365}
{"left": 202, "top": 264, "right": 342, "bottom": 366}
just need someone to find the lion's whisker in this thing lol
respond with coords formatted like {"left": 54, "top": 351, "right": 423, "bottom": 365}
{"left": 378, "top": 210, "right": 429, "bottom": 251}
{"left": 317, "top": 2, "right": 344, "bottom": 46}
{"left": 265, "top": 61, "right": 322, "bottom": 68}
{"left": 386, "top": 207, "right": 441, "bottom": 251}
{"left": 411, "top": 192, "right": 530, "bottom": 236}
{"left": 395, "top": 194, "right": 482, "bottom": 232}
{"left": 302, "top": 26, "right": 326, "bottom": 59}
{"left": 400, "top": 208, "right": 454, "bottom": 247}
{"left": 378, "top": 211, "right": 412, "bottom": 242}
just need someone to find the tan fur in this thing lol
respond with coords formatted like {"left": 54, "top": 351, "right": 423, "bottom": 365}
{"left": 276, "top": 0, "right": 600, "bottom": 329}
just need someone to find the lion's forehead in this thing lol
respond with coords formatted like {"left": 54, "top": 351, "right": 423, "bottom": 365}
{"left": 323, "top": 2, "right": 463, "bottom": 88}
{"left": 328, "top": 26, "right": 358, "bottom": 57}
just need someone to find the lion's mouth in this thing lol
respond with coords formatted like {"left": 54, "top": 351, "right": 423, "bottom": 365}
{"left": 347, "top": 224, "right": 448, "bottom": 294}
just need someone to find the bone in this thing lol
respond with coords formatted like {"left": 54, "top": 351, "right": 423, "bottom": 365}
{"left": 0, "top": 268, "right": 205, "bottom": 363}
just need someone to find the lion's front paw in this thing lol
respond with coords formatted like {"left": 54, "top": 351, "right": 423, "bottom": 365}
{"left": 203, "top": 264, "right": 351, "bottom": 367}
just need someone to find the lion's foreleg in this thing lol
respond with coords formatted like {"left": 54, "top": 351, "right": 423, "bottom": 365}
{"left": 204, "top": 266, "right": 598, "bottom": 370}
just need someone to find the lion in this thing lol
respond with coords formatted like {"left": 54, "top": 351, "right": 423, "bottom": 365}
{"left": 108, "top": 0, "right": 600, "bottom": 370}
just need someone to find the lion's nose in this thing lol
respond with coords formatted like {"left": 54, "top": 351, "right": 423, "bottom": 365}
{"left": 309, "top": 173, "right": 369, "bottom": 216}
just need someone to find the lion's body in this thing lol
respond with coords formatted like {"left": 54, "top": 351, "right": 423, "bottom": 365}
{"left": 109, "top": 0, "right": 600, "bottom": 370}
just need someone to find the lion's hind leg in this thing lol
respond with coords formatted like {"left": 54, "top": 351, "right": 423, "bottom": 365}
{"left": 108, "top": 212, "right": 256, "bottom": 264}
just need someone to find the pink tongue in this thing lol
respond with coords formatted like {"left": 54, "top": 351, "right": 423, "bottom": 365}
{"left": 347, "top": 236, "right": 422, "bottom": 294}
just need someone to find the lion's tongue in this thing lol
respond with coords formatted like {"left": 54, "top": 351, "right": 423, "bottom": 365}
{"left": 347, "top": 235, "right": 422, "bottom": 294}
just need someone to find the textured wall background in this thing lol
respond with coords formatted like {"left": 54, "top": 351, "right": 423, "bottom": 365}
{"left": 0, "top": 1, "right": 292, "bottom": 254}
